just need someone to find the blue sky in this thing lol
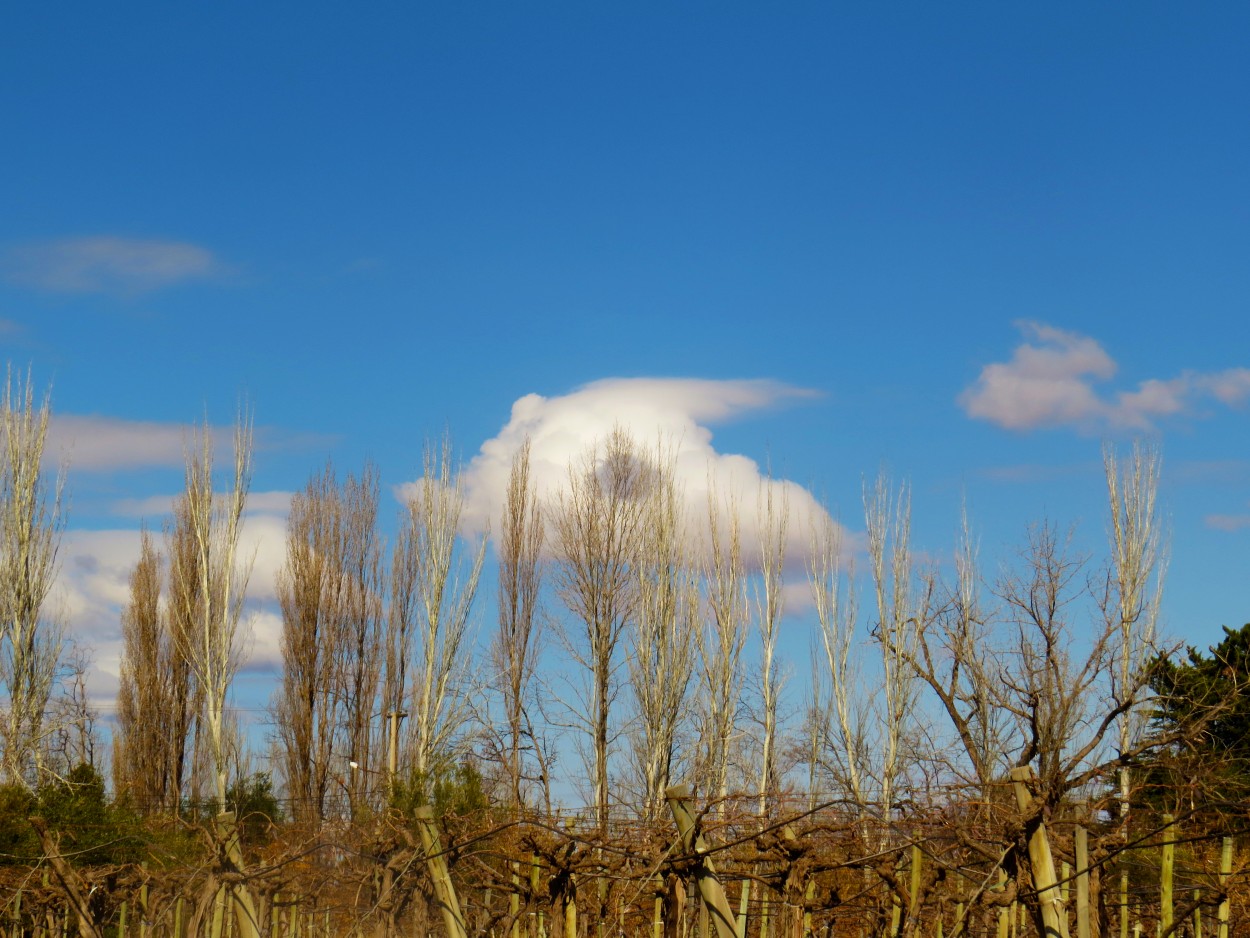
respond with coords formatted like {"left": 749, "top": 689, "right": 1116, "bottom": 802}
{"left": 3, "top": 4, "right": 1249, "bottom": 715}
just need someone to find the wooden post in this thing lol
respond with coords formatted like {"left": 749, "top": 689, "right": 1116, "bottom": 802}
{"left": 1217, "top": 837, "right": 1232, "bottom": 938}
{"left": 533, "top": 853, "right": 545, "bottom": 938}
{"left": 1009, "top": 767, "right": 1070, "bottom": 938}
{"left": 910, "top": 843, "right": 923, "bottom": 930}
{"left": 564, "top": 884, "right": 577, "bottom": 938}
{"left": 1160, "top": 815, "right": 1174, "bottom": 936}
{"left": 597, "top": 860, "right": 607, "bottom": 938}
{"left": 1121, "top": 870, "right": 1129, "bottom": 938}
{"left": 665, "top": 786, "right": 740, "bottom": 938}
{"left": 28, "top": 818, "right": 105, "bottom": 938}
{"left": 217, "top": 812, "right": 262, "bottom": 938}
{"left": 1075, "top": 826, "right": 1090, "bottom": 938}
{"left": 415, "top": 806, "right": 469, "bottom": 938}
{"left": 997, "top": 871, "right": 1010, "bottom": 938}
{"left": 139, "top": 870, "right": 149, "bottom": 938}
{"left": 512, "top": 861, "right": 522, "bottom": 938}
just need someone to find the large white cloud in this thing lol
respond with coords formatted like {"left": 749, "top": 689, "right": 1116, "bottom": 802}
{"left": 3, "top": 236, "right": 221, "bottom": 295}
{"left": 960, "top": 321, "right": 1250, "bottom": 432}
{"left": 445, "top": 377, "right": 838, "bottom": 568}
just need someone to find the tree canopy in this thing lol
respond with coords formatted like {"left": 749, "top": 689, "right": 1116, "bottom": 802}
{"left": 1148, "top": 622, "right": 1250, "bottom": 818}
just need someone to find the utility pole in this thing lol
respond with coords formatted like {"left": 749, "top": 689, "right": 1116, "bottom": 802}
{"left": 387, "top": 710, "right": 407, "bottom": 792}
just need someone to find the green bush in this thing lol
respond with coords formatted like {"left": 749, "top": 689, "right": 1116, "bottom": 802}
{"left": 33, "top": 763, "right": 141, "bottom": 865}
{"left": 390, "top": 759, "right": 491, "bottom": 820}
{"left": 0, "top": 783, "right": 37, "bottom": 865}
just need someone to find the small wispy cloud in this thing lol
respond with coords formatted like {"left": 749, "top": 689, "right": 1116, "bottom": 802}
{"left": 1205, "top": 504, "right": 1250, "bottom": 532}
{"left": 47, "top": 415, "right": 193, "bottom": 471}
{"left": 3, "top": 236, "right": 221, "bottom": 295}
{"left": 960, "top": 321, "right": 1250, "bottom": 432}
{"left": 48, "top": 413, "right": 331, "bottom": 475}
{"left": 976, "top": 462, "right": 1098, "bottom": 484}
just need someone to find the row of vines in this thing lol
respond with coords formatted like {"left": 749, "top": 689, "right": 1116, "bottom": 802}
{"left": 3, "top": 776, "right": 1248, "bottom": 938}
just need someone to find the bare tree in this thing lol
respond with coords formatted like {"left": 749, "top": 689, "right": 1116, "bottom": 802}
{"left": 115, "top": 529, "right": 184, "bottom": 811}
{"left": 628, "top": 443, "right": 697, "bottom": 820}
{"left": 696, "top": 478, "right": 750, "bottom": 810}
{"left": 392, "top": 435, "right": 485, "bottom": 790}
{"left": 807, "top": 508, "right": 867, "bottom": 807}
{"left": 994, "top": 523, "right": 1125, "bottom": 797}
{"left": 1103, "top": 440, "right": 1166, "bottom": 934}
{"left": 169, "top": 415, "right": 254, "bottom": 809}
{"left": 44, "top": 640, "right": 100, "bottom": 778}
{"left": 0, "top": 370, "right": 64, "bottom": 787}
{"left": 274, "top": 462, "right": 383, "bottom": 823}
{"left": 864, "top": 474, "right": 926, "bottom": 824}
{"left": 897, "top": 506, "right": 1010, "bottom": 796}
{"left": 166, "top": 415, "right": 262, "bottom": 938}
{"left": 551, "top": 427, "right": 648, "bottom": 829}
{"left": 165, "top": 491, "right": 205, "bottom": 811}
{"left": 490, "top": 439, "right": 547, "bottom": 809}
{"left": 1103, "top": 443, "right": 1165, "bottom": 804}
{"left": 754, "top": 475, "right": 789, "bottom": 819}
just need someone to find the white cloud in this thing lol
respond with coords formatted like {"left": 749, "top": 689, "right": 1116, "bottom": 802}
{"left": 960, "top": 322, "right": 1250, "bottom": 432}
{"left": 50, "top": 494, "right": 291, "bottom": 707}
{"left": 3, "top": 236, "right": 221, "bottom": 295}
{"left": 242, "top": 609, "right": 285, "bottom": 673}
{"left": 442, "top": 377, "right": 837, "bottom": 570}
{"left": 1195, "top": 369, "right": 1250, "bottom": 406}
{"left": 48, "top": 415, "right": 192, "bottom": 471}
{"left": 109, "top": 494, "right": 179, "bottom": 518}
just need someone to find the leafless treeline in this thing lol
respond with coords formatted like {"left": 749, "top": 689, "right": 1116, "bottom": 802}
{"left": 5, "top": 375, "right": 1235, "bottom": 937}
{"left": 98, "top": 409, "right": 1178, "bottom": 846}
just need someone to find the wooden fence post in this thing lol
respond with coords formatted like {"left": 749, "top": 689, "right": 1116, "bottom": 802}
{"left": 1160, "top": 815, "right": 1174, "bottom": 936}
{"left": 1009, "top": 767, "right": 1070, "bottom": 938}
{"left": 909, "top": 842, "right": 923, "bottom": 933}
{"left": 512, "top": 861, "right": 522, "bottom": 938}
{"left": 665, "top": 786, "right": 740, "bottom": 938}
{"left": 1217, "top": 837, "right": 1232, "bottom": 938}
{"left": 997, "top": 871, "right": 1010, "bottom": 938}
{"left": 139, "top": 866, "right": 149, "bottom": 938}
{"left": 414, "top": 806, "right": 469, "bottom": 938}
{"left": 533, "top": 853, "right": 545, "bottom": 938}
{"left": 1121, "top": 869, "right": 1130, "bottom": 938}
{"left": 564, "top": 883, "right": 577, "bottom": 938}
{"left": 1075, "top": 826, "right": 1090, "bottom": 938}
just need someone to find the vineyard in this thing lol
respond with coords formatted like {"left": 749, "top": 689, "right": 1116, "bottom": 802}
{"left": 1, "top": 775, "right": 1247, "bottom": 937}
